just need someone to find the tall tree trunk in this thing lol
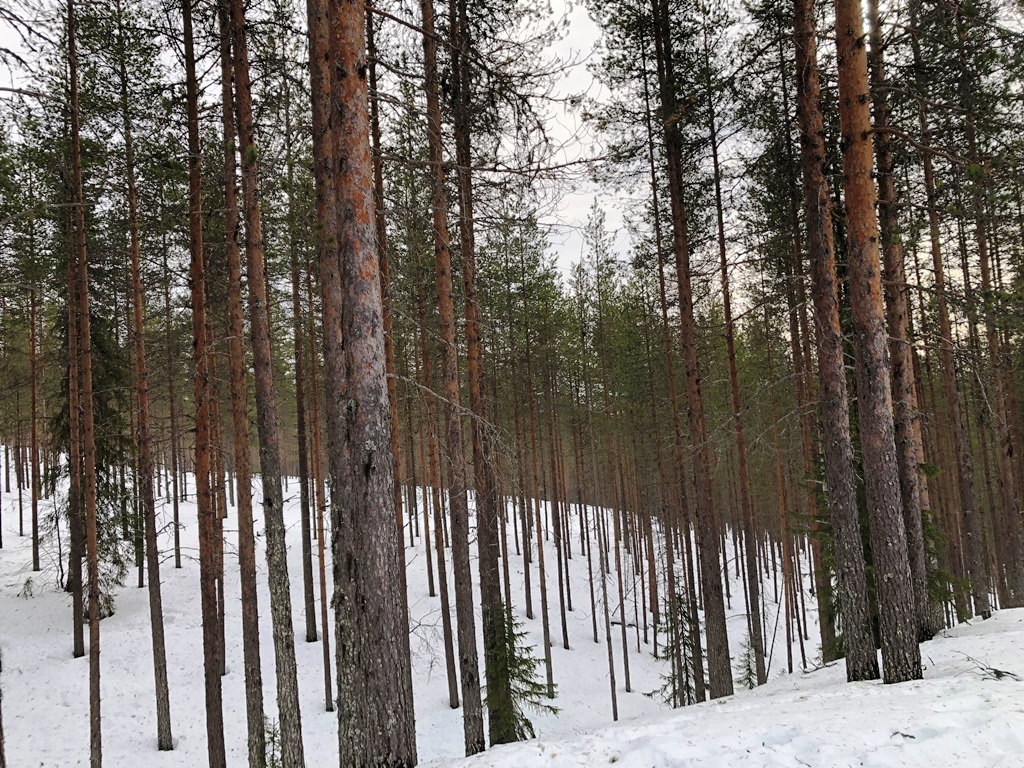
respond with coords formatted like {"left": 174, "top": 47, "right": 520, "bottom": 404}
{"left": 908, "top": 0, "right": 987, "bottom": 621}
{"left": 776, "top": 41, "right": 835, "bottom": 659}
{"left": 67, "top": 197, "right": 85, "bottom": 660}
{"left": 866, "top": 0, "right": 932, "bottom": 639}
{"left": 217, "top": 5, "right": 267, "bottom": 762}
{"left": 834, "top": 0, "right": 922, "bottom": 683}
{"left": 594, "top": 450, "right": 618, "bottom": 720}
{"left": 419, "top": 0, "right": 485, "bottom": 751}
{"left": 119, "top": 0, "right": 172, "bottom": 744}
{"left": 907, "top": 247, "right": 948, "bottom": 631}
{"left": 320, "top": 0, "right": 418, "bottom": 760}
{"left": 227, "top": 0, "right": 306, "bottom": 760}
{"left": 650, "top": 0, "right": 732, "bottom": 699}
{"left": 365, "top": 8, "right": 404, "bottom": 534}
{"left": 0, "top": 415, "right": 3, "bottom": 550}
{"left": 418, "top": 287, "right": 460, "bottom": 708}
{"left": 305, "top": 0, "right": 337, "bottom": 715}
{"left": 704, "top": 27, "right": 766, "bottom": 685}
{"left": 284, "top": 82, "right": 318, "bottom": 644}
{"left": 182, "top": 0, "right": 226, "bottom": 761}
{"left": 0, "top": 649, "right": 6, "bottom": 768}
{"left": 638, "top": 37, "right": 692, "bottom": 699}
{"left": 413, "top": 290, "right": 438, "bottom": 600}
{"left": 307, "top": 269, "right": 335, "bottom": 712}
{"left": 955, "top": 4, "right": 1023, "bottom": 608}
{"left": 68, "top": 0, "right": 103, "bottom": 762}
{"left": 29, "top": 289, "right": 39, "bottom": 573}
{"left": 763, "top": 308, "right": 794, "bottom": 674}
{"left": 449, "top": 0, "right": 516, "bottom": 742}
{"left": 207, "top": 354, "right": 228, "bottom": 676}
{"left": 162, "top": 245, "right": 182, "bottom": 570}
{"left": 14, "top": 419, "right": 21, "bottom": 539}
{"left": 524, "top": 317, "right": 554, "bottom": 697}
{"left": 792, "top": 0, "right": 879, "bottom": 681}
{"left": 546, "top": 382, "right": 570, "bottom": 651}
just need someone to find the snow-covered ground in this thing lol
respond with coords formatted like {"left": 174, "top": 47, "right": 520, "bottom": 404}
{"left": 444, "top": 611, "right": 1024, "bottom": 767}
{"left": 2, "top": 468, "right": 1020, "bottom": 767}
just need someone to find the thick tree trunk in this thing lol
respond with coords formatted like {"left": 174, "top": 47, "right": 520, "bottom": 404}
{"left": 774, "top": 38, "right": 836, "bottom": 659}
{"left": 217, "top": 6, "right": 266, "bottom": 762}
{"left": 834, "top": 0, "right": 922, "bottom": 683}
{"left": 365, "top": 9, "right": 404, "bottom": 535}
{"left": 866, "top": 0, "right": 932, "bottom": 639}
{"left": 792, "top": 0, "right": 879, "bottom": 681}
{"left": 320, "top": 0, "right": 418, "bottom": 760}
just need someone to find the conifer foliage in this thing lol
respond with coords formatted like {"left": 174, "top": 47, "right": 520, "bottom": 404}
{"left": 0, "top": 0, "right": 1023, "bottom": 764}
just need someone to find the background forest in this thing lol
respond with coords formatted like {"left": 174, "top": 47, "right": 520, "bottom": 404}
{"left": 0, "top": 0, "right": 1023, "bottom": 764}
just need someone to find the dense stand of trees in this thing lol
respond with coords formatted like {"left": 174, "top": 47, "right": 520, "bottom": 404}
{"left": 0, "top": 0, "right": 1023, "bottom": 764}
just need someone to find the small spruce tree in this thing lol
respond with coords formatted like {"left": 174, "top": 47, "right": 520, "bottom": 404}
{"left": 651, "top": 589, "right": 698, "bottom": 707}
{"left": 488, "top": 611, "right": 558, "bottom": 740}
{"left": 734, "top": 640, "right": 758, "bottom": 690}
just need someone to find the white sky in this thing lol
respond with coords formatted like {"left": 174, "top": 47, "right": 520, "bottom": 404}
{"left": 537, "top": 0, "right": 626, "bottom": 276}
{"left": 0, "top": 0, "right": 621, "bottom": 275}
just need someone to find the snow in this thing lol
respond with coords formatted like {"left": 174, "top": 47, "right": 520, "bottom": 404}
{"left": 441, "top": 612, "right": 1024, "bottom": 767}
{"left": 2, "top": 468, "right": 1022, "bottom": 767}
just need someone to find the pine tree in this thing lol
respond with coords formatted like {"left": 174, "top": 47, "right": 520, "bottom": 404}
{"left": 649, "top": 0, "right": 732, "bottom": 699}
{"left": 216, "top": 2, "right": 266, "bottom": 760}
{"left": 866, "top": 0, "right": 933, "bottom": 642}
{"left": 420, "top": 0, "right": 485, "bottom": 751}
{"left": 114, "top": 0, "right": 172, "bottom": 745}
{"left": 317, "top": 0, "right": 417, "bottom": 761}
{"left": 226, "top": 0, "right": 306, "bottom": 759}
{"left": 792, "top": 0, "right": 878, "bottom": 682}
{"left": 834, "top": 0, "right": 922, "bottom": 683}
{"left": 180, "top": 0, "right": 226, "bottom": 760}
{"left": 67, "top": 0, "right": 104, "bottom": 761}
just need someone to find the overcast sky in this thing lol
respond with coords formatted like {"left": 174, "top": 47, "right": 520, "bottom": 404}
{"left": 0, "top": 0, "right": 623, "bottom": 276}
{"left": 539, "top": 0, "right": 628, "bottom": 276}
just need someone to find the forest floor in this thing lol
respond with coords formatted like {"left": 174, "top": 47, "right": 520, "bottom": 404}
{"left": 1, "top": 472, "right": 1020, "bottom": 767}
{"left": 446, "top": 610, "right": 1024, "bottom": 768}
